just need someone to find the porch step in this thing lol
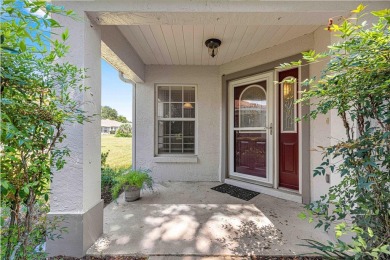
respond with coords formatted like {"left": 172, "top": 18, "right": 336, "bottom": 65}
{"left": 51, "top": 255, "right": 322, "bottom": 260}
{"left": 147, "top": 256, "right": 322, "bottom": 260}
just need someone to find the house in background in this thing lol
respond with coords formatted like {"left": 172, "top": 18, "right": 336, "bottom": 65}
{"left": 48, "top": 0, "right": 389, "bottom": 257}
{"left": 101, "top": 119, "right": 123, "bottom": 134}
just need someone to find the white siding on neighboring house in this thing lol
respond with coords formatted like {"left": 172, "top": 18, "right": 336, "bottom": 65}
{"left": 101, "top": 119, "right": 123, "bottom": 134}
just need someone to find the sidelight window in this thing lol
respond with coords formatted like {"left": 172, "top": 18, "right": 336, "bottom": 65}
{"left": 281, "top": 77, "right": 297, "bottom": 133}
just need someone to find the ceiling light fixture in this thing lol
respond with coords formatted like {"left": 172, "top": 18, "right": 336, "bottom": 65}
{"left": 205, "top": 38, "right": 221, "bottom": 58}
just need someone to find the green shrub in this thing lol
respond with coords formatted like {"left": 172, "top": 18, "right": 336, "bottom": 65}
{"left": 281, "top": 5, "right": 390, "bottom": 259}
{"left": 101, "top": 151, "right": 125, "bottom": 204}
{"left": 1, "top": 1, "right": 85, "bottom": 258}
{"left": 115, "top": 123, "right": 132, "bottom": 137}
{"left": 101, "top": 167, "right": 125, "bottom": 205}
{"left": 101, "top": 167, "right": 121, "bottom": 188}
{"left": 101, "top": 150, "right": 110, "bottom": 168}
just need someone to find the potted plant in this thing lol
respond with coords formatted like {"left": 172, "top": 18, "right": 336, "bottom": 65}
{"left": 112, "top": 169, "right": 153, "bottom": 202}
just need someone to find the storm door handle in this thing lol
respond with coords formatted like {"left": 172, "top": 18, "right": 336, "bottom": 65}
{"left": 266, "top": 123, "right": 273, "bottom": 135}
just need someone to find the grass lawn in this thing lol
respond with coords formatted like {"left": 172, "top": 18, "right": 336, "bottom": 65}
{"left": 101, "top": 135, "right": 132, "bottom": 169}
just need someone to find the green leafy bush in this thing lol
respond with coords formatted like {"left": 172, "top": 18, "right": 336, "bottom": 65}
{"left": 100, "top": 151, "right": 129, "bottom": 204}
{"left": 280, "top": 5, "right": 390, "bottom": 259}
{"left": 101, "top": 167, "right": 123, "bottom": 205}
{"left": 101, "top": 150, "right": 110, "bottom": 168}
{"left": 115, "top": 123, "right": 132, "bottom": 137}
{"left": 111, "top": 169, "right": 153, "bottom": 199}
{"left": 102, "top": 167, "right": 120, "bottom": 188}
{"left": 1, "top": 1, "right": 85, "bottom": 258}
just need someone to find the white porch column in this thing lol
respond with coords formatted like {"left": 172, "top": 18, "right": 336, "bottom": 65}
{"left": 46, "top": 5, "right": 103, "bottom": 258}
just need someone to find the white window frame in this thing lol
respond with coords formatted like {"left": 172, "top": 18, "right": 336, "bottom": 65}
{"left": 154, "top": 84, "right": 198, "bottom": 156}
{"left": 280, "top": 76, "right": 298, "bottom": 133}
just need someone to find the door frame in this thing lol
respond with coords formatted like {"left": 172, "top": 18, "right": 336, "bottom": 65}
{"left": 274, "top": 67, "right": 302, "bottom": 194}
{"left": 228, "top": 71, "right": 274, "bottom": 185}
{"left": 221, "top": 53, "right": 311, "bottom": 204}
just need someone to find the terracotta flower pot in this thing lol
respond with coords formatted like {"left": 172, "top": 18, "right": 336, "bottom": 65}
{"left": 124, "top": 185, "right": 141, "bottom": 202}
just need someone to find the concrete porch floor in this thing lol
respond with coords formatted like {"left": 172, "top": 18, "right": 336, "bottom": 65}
{"left": 87, "top": 182, "right": 331, "bottom": 259}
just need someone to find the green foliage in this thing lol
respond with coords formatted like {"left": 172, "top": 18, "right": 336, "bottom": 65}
{"left": 101, "top": 150, "right": 110, "bottom": 168}
{"left": 100, "top": 151, "right": 125, "bottom": 204}
{"left": 285, "top": 6, "right": 390, "bottom": 259}
{"left": 101, "top": 106, "right": 118, "bottom": 120}
{"left": 115, "top": 123, "right": 132, "bottom": 137}
{"left": 101, "top": 105, "right": 128, "bottom": 123}
{"left": 117, "top": 115, "right": 129, "bottom": 123}
{"left": 101, "top": 167, "right": 121, "bottom": 188}
{"left": 111, "top": 169, "right": 153, "bottom": 200}
{"left": 101, "top": 167, "right": 123, "bottom": 204}
{"left": 1, "top": 0, "right": 87, "bottom": 258}
{"left": 101, "top": 150, "right": 121, "bottom": 188}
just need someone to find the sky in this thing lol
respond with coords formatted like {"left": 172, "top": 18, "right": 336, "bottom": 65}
{"left": 101, "top": 59, "right": 133, "bottom": 122}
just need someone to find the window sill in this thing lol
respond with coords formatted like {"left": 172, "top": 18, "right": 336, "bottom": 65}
{"left": 153, "top": 156, "right": 198, "bottom": 163}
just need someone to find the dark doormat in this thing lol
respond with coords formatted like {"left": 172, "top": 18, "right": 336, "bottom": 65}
{"left": 211, "top": 184, "right": 260, "bottom": 201}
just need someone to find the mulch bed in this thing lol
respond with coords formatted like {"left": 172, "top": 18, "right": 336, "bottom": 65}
{"left": 211, "top": 183, "right": 260, "bottom": 201}
{"left": 251, "top": 257, "right": 322, "bottom": 260}
{"left": 101, "top": 185, "right": 114, "bottom": 206}
{"left": 50, "top": 256, "right": 147, "bottom": 260}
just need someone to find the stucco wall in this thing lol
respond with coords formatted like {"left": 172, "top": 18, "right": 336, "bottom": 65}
{"left": 309, "top": 27, "right": 332, "bottom": 201}
{"left": 51, "top": 7, "right": 102, "bottom": 213}
{"left": 135, "top": 66, "right": 221, "bottom": 182}
{"left": 219, "top": 33, "right": 314, "bottom": 75}
{"left": 134, "top": 28, "right": 345, "bottom": 202}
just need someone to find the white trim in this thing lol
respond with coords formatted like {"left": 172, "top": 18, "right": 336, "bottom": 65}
{"left": 225, "top": 178, "right": 302, "bottom": 203}
{"left": 298, "top": 66, "right": 302, "bottom": 195}
{"left": 273, "top": 70, "right": 279, "bottom": 190}
{"left": 132, "top": 83, "right": 136, "bottom": 169}
{"left": 228, "top": 71, "right": 274, "bottom": 185}
{"left": 274, "top": 66, "right": 303, "bottom": 195}
{"left": 234, "top": 127, "right": 267, "bottom": 131}
{"left": 154, "top": 84, "right": 198, "bottom": 156}
{"left": 153, "top": 156, "right": 198, "bottom": 163}
{"left": 280, "top": 76, "right": 297, "bottom": 133}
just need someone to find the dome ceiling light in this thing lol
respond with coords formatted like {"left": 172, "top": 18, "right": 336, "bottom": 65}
{"left": 205, "top": 38, "right": 222, "bottom": 58}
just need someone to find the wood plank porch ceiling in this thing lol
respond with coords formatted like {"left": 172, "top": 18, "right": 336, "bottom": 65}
{"left": 118, "top": 24, "right": 321, "bottom": 66}
{"left": 92, "top": 10, "right": 349, "bottom": 66}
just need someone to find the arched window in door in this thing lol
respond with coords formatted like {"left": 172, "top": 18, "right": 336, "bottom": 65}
{"left": 239, "top": 85, "right": 267, "bottom": 128}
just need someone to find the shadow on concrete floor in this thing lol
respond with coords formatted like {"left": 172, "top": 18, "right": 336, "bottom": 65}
{"left": 86, "top": 182, "right": 330, "bottom": 259}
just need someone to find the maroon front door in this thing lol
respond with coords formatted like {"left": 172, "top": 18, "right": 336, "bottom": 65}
{"left": 233, "top": 81, "right": 268, "bottom": 179}
{"left": 278, "top": 68, "right": 299, "bottom": 190}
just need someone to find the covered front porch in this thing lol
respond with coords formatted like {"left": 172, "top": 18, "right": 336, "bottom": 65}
{"left": 87, "top": 182, "right": 330, "bottom": 258}
{"left": 48, "top": 0, "right": 389, "bottom": 257}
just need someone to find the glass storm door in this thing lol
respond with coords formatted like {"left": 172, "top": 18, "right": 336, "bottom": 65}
{"left": 229, "top": 72, "right": 273, "bottom": 183}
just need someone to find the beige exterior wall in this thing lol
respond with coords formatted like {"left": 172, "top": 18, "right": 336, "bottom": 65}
{"left": 134, "top": 31, "right": 336, "bottom": 202}
{"left": 135, "top": 65, "right": 221, "bottom": 182}
{"left": 48, "top": 3, "right": 103, "bottom": 257}
{"left": 308, "top": 27, "right": 333, "bottom": 201}
{"left": 219, "top": 33, "right": 315, "bottom": 75}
